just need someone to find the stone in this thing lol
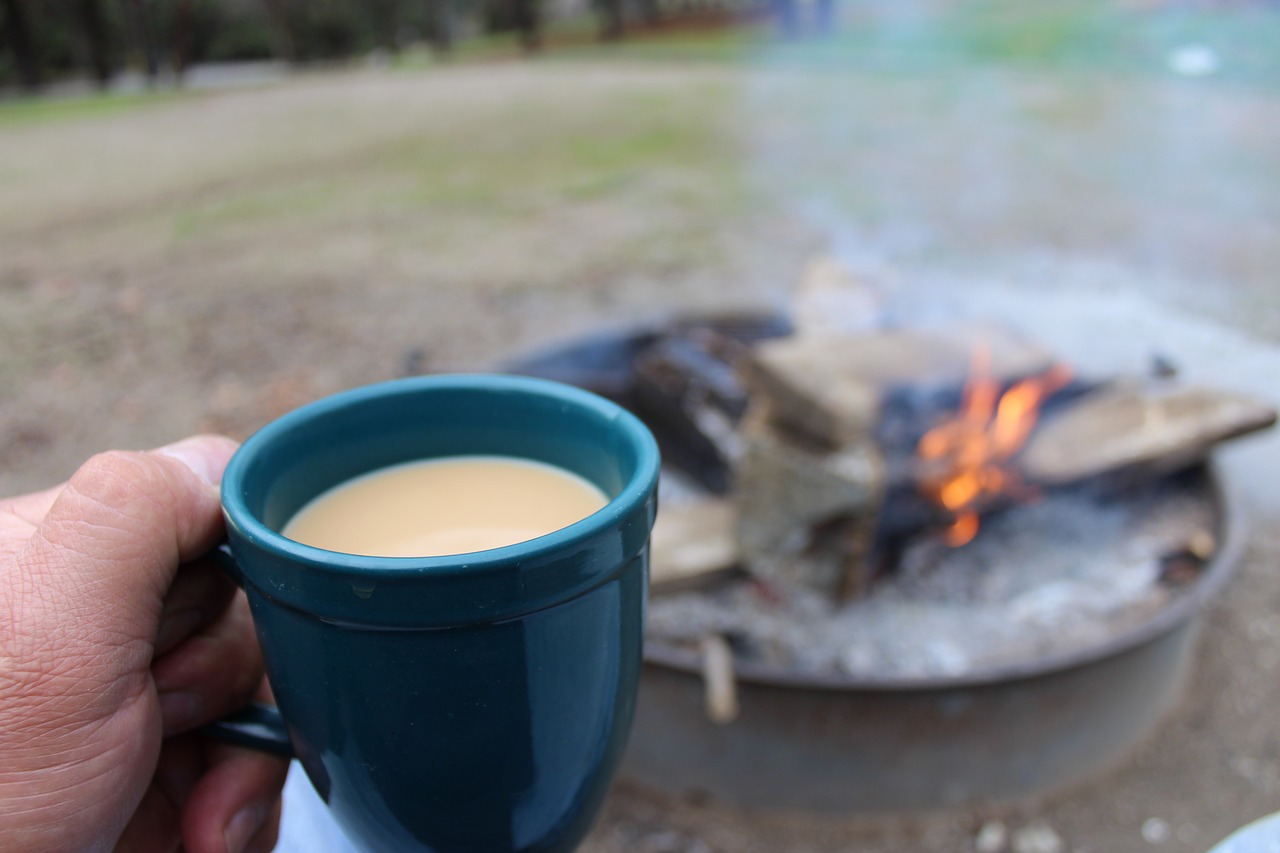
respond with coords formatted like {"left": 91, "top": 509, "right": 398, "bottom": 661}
{"left": 975, "top": 820, "right": 1009, "bottom": 853}
{"left": 1142, "top": 817, "right": 1172, "bottom": 844}
{"left": 1011, "top": 822, "right": 1065, "bottom": 853}
{"left": 1020, "top": 384, "right": 1277, "bottom": 485}
{"left": 744, "top": 325, "right": 1055, "bottom": 448}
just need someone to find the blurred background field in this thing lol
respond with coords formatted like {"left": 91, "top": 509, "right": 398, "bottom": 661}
{"left": 3, "top": 2, "right": 1280, "bottom": 851}
{"left": 4, "top": 0, "right": 1279, "bottom": 492}
{"left": 7, "top": 0, "right": 1280, "bottom": 87}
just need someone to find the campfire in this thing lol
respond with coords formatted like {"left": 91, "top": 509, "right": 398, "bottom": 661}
{"left": 916, "top": 351, "right": 1073, "bottom": 547}
{"left": 505, "top": 258, "right": 1274, "bottom": 812}
{"left": 512, "top": 256, "right": 1275, "bottom": 706}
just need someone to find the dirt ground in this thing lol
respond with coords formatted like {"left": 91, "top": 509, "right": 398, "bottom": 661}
{"left": 2, "top": 59, "right": 1279, "bottom": 852}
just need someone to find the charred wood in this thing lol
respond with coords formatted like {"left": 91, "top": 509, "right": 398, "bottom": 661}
{"left": 650, "top": 498, "right": 741, "bottom": 594}
{"left": 1019, "top": 384, "right": 1277, "bottom": 486}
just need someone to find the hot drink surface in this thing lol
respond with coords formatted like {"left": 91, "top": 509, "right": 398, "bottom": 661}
{"left": 283, "top": 455, "right": 608, "bottom": 557}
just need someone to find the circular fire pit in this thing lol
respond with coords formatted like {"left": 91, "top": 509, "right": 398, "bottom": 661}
{"left": 627, "top": 464, "right": 1240, "bottom": 812}
{"left": 505, "top": 316, "right": 1247, "bottom": 813}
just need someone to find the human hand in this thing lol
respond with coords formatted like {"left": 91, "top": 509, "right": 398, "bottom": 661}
{"left": 0, "top": 436, "right": 289, "bottom": 853}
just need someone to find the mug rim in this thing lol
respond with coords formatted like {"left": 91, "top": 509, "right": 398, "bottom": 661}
{"left": 221, "top": 373, "right": 659, "bottom": 585}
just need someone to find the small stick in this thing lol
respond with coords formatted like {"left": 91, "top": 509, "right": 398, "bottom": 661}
{"left": 700, "top": 634, "right": 739, "bottom": 725}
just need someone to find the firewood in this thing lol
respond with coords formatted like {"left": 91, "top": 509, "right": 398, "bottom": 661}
{"left": 650, "top": 499, "right": 741, "bottom": 594}
{"left": 734, "top": 408, "right": 885, "bottom": 598}
{"left": 1019, "top": 384, "right": 1277, "bottom": 485}
{"left": 700, "top": 634, "right": 739, "bottom": 725}
{"left": 744, "top": 325, "right": 1055, "bottom": 448}
{"left": 631, "top": 330, "right": 754, "bottom": 493}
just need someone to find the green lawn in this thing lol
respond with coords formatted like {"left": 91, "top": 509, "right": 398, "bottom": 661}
{"left": 0, "top": 89, "right": 188, "bottom": 127}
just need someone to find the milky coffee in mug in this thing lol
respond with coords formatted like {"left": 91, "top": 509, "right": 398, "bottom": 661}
{"left": 281, "top": 455, "right": 609, "bottom": 557}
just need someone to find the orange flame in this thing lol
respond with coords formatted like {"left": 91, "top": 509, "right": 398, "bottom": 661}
{"left": 917, "top": 349, "right": 1071, "bottom": 546}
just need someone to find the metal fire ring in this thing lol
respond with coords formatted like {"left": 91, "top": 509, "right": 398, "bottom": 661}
{"left": 623, "top": 465, "right": 1242, "bottom": 813}
{"left": 504, "top": 318, "right": 1247, "bottom": 813}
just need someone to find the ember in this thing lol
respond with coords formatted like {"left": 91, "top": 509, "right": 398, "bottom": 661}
{"left": 916, "top": 348, "right": 1073, "bottom": 546}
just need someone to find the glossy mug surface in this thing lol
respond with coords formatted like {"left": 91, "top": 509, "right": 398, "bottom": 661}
{"left": 218, "top": 375, "right": 660, "bottom": 853}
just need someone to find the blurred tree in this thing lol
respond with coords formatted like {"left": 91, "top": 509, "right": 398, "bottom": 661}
{"left": 485, "top": 0, "right": 540, "bottom": 52}
{"left": 171, "top": 0, "right": 195, "bottom": 80}
{"left": 424, "top": 0, "right": 454, "bottom": 54}
{"left": 2, "top": 0, "right": 44, "bottom": 91}
{"left": 126, "top": 0, "right": 160, "bottom": 83}
{"left": 637, "top": 0, "right": 661, "bottom": 28}
{"left": 5, "top": 0, "right": 681, "bottom": 92}
{"left": 367, "top": 0, "right": 400, "bottom": 52}
{"left": 308, "top": 6, "right": 364, "bottom": 59}
{"left": 596, "top": 0, "right": 623, "bottom": 40}
{"left": 260, "top": 0, "right": 297, "bottom": 62}
{"left": 512, "top": 0, "right": 539, "bottom": 50}
{"left": 71, "top": 0, "right": 114, "bottom": 87}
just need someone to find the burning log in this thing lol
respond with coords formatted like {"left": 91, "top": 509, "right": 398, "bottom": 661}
{"left": 568, "top": 313, "right": 790, "bottom": 494}
{"left": 911, "top": 350, "right": 1074, "bottom": 546}
{"left": 733, "top": 329, "right": 1275, "bottom": 600}
{"left": 877, "top": 379, "right": 1275, "bottom": 566}
{"left": 731, "top": 326, "right": 1058, "bottom": 597}
{"left": 1018, "top": 384, "right": 1278, "bottom": 486}
{"left": 507, "top": 295, "right": 1276, "bottom": 605}
{"left": 744, "top": 326, "right": 1055, "bottom": 448}
{"left": 631, "top": 330, "right": 750, "bottom": 492}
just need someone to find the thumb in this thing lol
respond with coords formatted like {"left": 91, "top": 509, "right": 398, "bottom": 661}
{"left": 7, "top": 435, "right": 238, "bottom": 676}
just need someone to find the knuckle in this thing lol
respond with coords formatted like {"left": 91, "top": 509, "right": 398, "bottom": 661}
{"left": 49, "top": 450, "right": 180, "bottom": 565}
{"left": 69, "top": 450, "right": 169, "bottom": 512}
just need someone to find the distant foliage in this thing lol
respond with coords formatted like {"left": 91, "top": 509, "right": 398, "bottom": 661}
{"left": 0, "top": 0, "right": 506, "bottom": 91}
{"left": 0, "top": 0, "right": 760, "bottom": 92}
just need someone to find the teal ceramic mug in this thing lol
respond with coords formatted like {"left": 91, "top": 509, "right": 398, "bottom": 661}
{"left": 209, "top": 374, "right": 660, "bottom": 853}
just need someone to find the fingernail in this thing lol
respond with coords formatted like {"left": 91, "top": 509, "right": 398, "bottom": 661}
{"left": 157, "top": 437, "right": 225, "bottom": 487}
{"left": 155, "top": 608, "right": 203, "bottom": 655}
{"left": 157, "top": 691, "right": 202, "bottom": 734}
{"left": 224, "top": 802, "right": 268, "bottom": 853}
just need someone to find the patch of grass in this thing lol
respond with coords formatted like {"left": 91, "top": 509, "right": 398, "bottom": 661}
{"left": 169, "top": 178, "right": 350, "bottom": 240}
{"left": 0, "top": 89, "right": 186, "bottom": 128}
{"left": 157, "top": 76, "right": 738, "bottom": 265}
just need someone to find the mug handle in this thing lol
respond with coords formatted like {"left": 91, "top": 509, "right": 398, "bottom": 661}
{"left": 203, "top": 702, "right": 294, "bottom": 757}
{"left": 197, "top": 543, "right": 296, "bottom": 758}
